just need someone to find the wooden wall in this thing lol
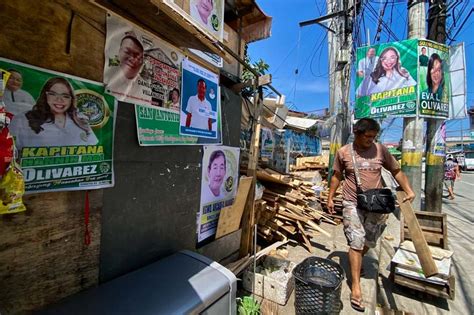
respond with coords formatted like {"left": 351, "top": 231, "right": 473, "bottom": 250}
{"left": 0, "top": 0, "right": 244, "bottom": 313}
{"left": 0, "top": 1, "right": 105, "bottom": 313}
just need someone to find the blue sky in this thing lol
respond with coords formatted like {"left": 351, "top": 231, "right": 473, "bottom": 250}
{"left": 247, "top": 0, "right": 474, "bottom": 142}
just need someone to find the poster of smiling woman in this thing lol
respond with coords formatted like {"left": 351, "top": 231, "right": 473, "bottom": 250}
{"left": 355, "top": 39, "right": 418, "bottom": 119}
{"left": 0, "top": 57, "right": 115, "bottom": 193}
{"left": 417, "top": 40, "right": 451, "bottom": 118}
{"left": 197, "top": 145, "right": 240, "bottom": 246}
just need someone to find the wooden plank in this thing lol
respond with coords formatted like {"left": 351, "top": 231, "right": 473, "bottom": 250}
{"left": 258, "top": 74, "right": 272, "bottom": 86}
{"left": 230, "top": 240, "right": 289, "bottom": 276}
{"left": 296, "top": 221, "right": 313, "bottom": 253}
{"left": 256, "top": 170, "right": 292, "bottom": 186}
{"left": 280, "top": 224, "right": 297, "bottom": 235}
{"left": 403, "top": 230, "right": 444, "bottom": 248}
{"left": 393, "top": 273, "right": 451, "bottom": 300}
{"left": 277, "top": 209, "right": 308, "bottom": 222}
{"left": 396, "top": 191, "right": 438, "bottom": 277}
{"left": 216, "top": 176, "right": 253, "bottom": 239}
{"left": 240, "top": 88, "right": 262, "bottom": 257}
{"left": 305, "top": 220, "right": 331, "bottom": 237}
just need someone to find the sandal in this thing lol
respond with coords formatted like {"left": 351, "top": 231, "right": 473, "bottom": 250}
{"left": 350, "top": 294, "right": 365, "bottom": 312}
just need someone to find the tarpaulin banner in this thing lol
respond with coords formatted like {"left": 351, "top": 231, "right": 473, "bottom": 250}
{"left": 197, "top": 145, "right": 240, "bottom": 245}
{"left": 164, "top": 0, "right": 225, "bottom": 42}
{"left": 260, "top": 127, "right": 274, "bottom": 159}
{"left": 431, "top": 121, "right": 446, "bottom": 156}
{"left": 104, "top": 14, "right": 184, "bottom": 108}
{"left": 180, "top": 59, "right": 221, "bottom": 139}
{"left": 355, "top": 39, "right": 418, "bottom": 119}
{"left": 448, "top": 42, "right": 467, "bottom": 119}
{"left": 1, "top": 57, "right": 115, "bottom": 193}
{"left": 418, "top": 40, "right": 451, "bottom": 118}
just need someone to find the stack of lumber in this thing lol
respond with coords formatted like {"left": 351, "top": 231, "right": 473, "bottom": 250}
{"left": 290, "top": 155, "right": 329, "bottom": 180}
{"left": 317, "top": 186, "right": 344, "bottom": 214}
{"left": 255, "top": 168, "right": 337, "bottom": 253}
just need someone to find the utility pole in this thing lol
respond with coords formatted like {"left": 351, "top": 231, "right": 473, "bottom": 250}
{"left": 424, "top": 0, "right": 447, "bottom": 213}
{"left": 299, "top": 0, "right": 354, "bottom": 180}
{"left": 402, "top": 0, "right": 425, "bottom": 211}
{"left": 327, "top": 0, "right": 353, "bottom": 180}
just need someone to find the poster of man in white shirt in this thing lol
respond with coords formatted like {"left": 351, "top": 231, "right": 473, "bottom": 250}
{"left": 180, "top": 59, "right": 220, "bottom": 139}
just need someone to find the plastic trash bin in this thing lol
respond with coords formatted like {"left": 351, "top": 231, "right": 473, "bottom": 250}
{"left": 293, "top": 257, "right": 345, "bottom": 314}
{"left": 37, "top": 250, "right": 237, "bottom": 315}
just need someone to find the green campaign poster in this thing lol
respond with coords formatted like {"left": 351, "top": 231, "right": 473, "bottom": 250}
{"left": 417, "top": 40, "right": 450, "bottom": 118}
{"left": 1, "top": 57, "right": 115, "bottom": 192}
{"left": 355, "top": 39, "right": 418, "bottom": 119}
{"left": 135, "top": 104, "right": 198, "bottom": 145}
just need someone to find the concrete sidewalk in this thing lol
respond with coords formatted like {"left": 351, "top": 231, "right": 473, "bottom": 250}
{"left": 376, "top": 183, "right": 474, "bottom": 313}
{"left": 267, "top": 206, "right": 470, "bottom": 315}
{"left": 276, "top": 218, "right": 380, "bottom": 314}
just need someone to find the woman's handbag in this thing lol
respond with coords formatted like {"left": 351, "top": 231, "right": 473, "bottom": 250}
{"left": 350, "top": 144, "right": 395, "bottom": 214}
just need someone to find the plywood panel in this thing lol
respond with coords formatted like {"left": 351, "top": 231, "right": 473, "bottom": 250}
{"left": 0, "top": 190, "right": 102, "bottom": 314}
{"left": 0, "top": 0, "right": 106, "bottom": 82}
{"left": 0, "top": 1, "right": 105, "bottom": 313}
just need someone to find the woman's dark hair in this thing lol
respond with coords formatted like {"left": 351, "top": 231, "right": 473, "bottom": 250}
{"left": 427, "top": 53, "right": 444, "bottom": 91}
{"left": 370, "top": 47, "right": 410, "bottom": 84}
{"left": 208, "top": 150, "right": 226, "bottom": 171}
{"left": 25, "top": 77, "right": 90, "bottom": 134}
{"left": 353, "top": 118, "right": 380, "bottom": 135}
{"left": 168, "top": 88, "right": 180, "bottom": 101}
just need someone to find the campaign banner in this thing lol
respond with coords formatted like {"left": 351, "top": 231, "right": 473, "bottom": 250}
{"left": 1, "top": 57, "right": 115, "bottom": 193}
{"left": 260, "top": 127, "right": 274, "bottom": 159}
{"left": 355, "top": 39, "right": 418, "bottom": 119}
{"left": 449, "top": 43, "right": 467, "bottom": 119}
{"left": 189, "top": 48, "right": 223, "bottom": 68}
{"left": 180, "top": 59, "right": 220, "bottom": 139}
{"left": 164, "top": 0, "right": 225, "bottom": 41}
{"left": 431, "top": 121, "right": 446, "bottom": 156}
{"left": 418, "top": 40, "right": 451, "bottom": 118}
{"left": 104, "top": 14, "right": 184, "bottom": 108}
{"left": 197, "top": 145, "right": 240, "bottom": 245}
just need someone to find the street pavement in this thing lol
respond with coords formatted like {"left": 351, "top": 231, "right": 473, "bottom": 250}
{"left": 272, "top": 172, "right": 473, "bottom": 314}
{"left": 377, "top": 171, "right": 474, "bottom": 314}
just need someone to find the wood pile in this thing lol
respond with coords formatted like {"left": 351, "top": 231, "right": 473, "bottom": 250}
{"left": 255, "top": 168, "right": 337, "bottom": 253}
{"left": 290, "top": 155, "right": 329, "bottom": 180}
{"left": 317, "top": 186, "right": 344, "bottom": 214}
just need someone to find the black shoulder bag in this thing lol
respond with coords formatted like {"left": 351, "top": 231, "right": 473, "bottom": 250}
{"left": 350, "top": 144, "right": 396, "bottom": 213}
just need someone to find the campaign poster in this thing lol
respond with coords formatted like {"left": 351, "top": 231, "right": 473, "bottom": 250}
{"left": 164, "top": 0, "right": 225, "bottom": 41}
{"left": 104, "top": 14, "right": 184, "bottom": 108}
{"left": 431, "top": 121, "right": 446, "bottom": 157}
{"left": 355, "top": 39, "right": 418, "bottom": 119}
{"left": 449, "top": 43, "right": 467, "bottom": 119}
{"left": 260, "top": 127, "right": 274, "bottom": 159}
{"left": 418, "top": 40, "right": 451, "bottom": 119}
{"left": 0, "top": 57, "right": 115, "bottom": 193}
{"left": 197, "top": 145, "right": 240, "bottom": 245}
{"left": 180, "top": 59, "right": 220, "bottom": 139}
